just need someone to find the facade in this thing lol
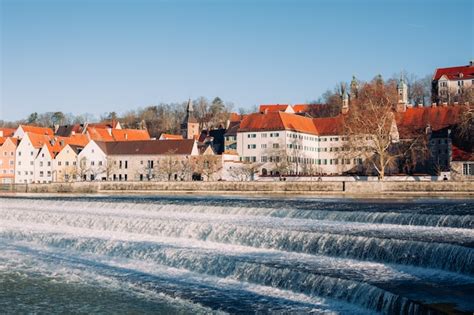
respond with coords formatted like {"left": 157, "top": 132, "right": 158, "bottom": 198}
{"left": 432, "top": 61, "right": 474, "bottom": 104}
{"left": 15, "top": 133, "right": 51, "bottom": 183}
{"left": 237, "top": 112, "right": 361, "bottom": 176}
{"left": 54, "top": 144, "right": 82, "bottom": 182}
{"left": 451, "top": 145, "right": 474, "bottom": 181}
{"left": 0, "top": 138, "right": 18, "bottom": 183}
{"left": 77, "top": 140, "right": 108, "bottom": 181}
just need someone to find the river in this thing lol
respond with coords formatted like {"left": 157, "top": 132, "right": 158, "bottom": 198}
{"left": 0, "top": 195, "right": 473, "bottom": 314}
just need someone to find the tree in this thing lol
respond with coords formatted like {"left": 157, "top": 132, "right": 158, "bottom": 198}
{"left": 27, "top": 112, "right": 38, "bottom": 125}
{"left": 194, "top": 155, "right": 222, "bottom": 181}
{"left": 228, "top": 162, "right": 262, "bottom": 181}
{"left": 155, "top": 151, "right": 181, "bottom": 181}
{"left": 51, "top": 111, "right": 66, "bottom": 126}
{"left": 343, "top": 77, "right": 401, "bottom": 179}
{"left": 101, "top": 157, "right": 118, "bottom": 181}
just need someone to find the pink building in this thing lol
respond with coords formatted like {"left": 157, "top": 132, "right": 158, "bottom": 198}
{"left": 0, "top": 137, "right": 18, "bottom": 183}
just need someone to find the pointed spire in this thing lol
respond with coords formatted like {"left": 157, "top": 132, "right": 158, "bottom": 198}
{"left": 186, "top": 98, "right": 193, "bottom": 113}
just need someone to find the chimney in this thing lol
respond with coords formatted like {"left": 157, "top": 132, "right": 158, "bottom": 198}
{"left": 60, "top": 140, "right": 64, "bottom": 146}
{"left": 125, "top": 133, "right": 128, "bottom": 140}
{"left": 71, "top": 131, "right": 76, "bottom": 135}
{"left": 470, "top": 60, "right": 474, "bottom": 66}
{"left": 107, "top": 128, "right": 112, "bottom": 136}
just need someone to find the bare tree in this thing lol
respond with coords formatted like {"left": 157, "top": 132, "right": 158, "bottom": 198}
{"left": 194, "top": 155, "right": 222, "bottom": 181}
{"left": 343, "top": 77, "right": 400, "bottom": 179}
{"left": 155, "top": 151, "right": 180, "bottom": 181}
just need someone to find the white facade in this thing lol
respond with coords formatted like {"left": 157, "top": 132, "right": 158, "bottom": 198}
{"left": 54, "top": 145, "right": 80, "bottom": 182}
{"left": 437, "top": 75, "right": 474, "bottom": 102}
{"left": 14, "top": 134, "right": 43, "bottom": 184}
{"left": 34, "top": 144, "right": 53, "bottom": 183}
{"left": 77, "top": 141, "right": 108, "bottom": 181}
{"left": 237, "top": 130, "right": 360, "bottom": 175}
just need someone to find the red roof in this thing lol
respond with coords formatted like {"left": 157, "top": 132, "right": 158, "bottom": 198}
{"left": 20, "top": 125, "right": 54, "bottom": 136}
{"left": 111, "top": 129, "right": 150, "bottom": 141}
{"left": 395, "top": 105, "right": 463, "bottom": 138}
{"left": 0, "top": 137, "right": 5, "bottom": 145}
{"left": 26, "top": 132, "right": 52, "bottom": 149}
{"left": 229, "top": 113, "right": 246, "bottom": 122}
{"left": 160, "top": 133, "right": 184, "bottom": 140}
{"left": 239, "top": 111, "right": 343, "bottom": 136}
{"left": 0, "top": 128, "right": 15, "bottom": 137}
{"left": 259, "top": 104, "right": 292, "bottom": 113}
{"left": 292, "top": 104, "right": 325, "bottom": 113}
{"left": 433, "top": 64, "right": 474, "bottom": 81}
{"left": 86, "top": 127, "right": 114, "bottom": 142}
{"left": 452, "top": 145, "right": 474, "bottom": 162}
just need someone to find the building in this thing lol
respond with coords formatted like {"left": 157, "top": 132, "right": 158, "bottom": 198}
{"left": 451, "top": 145, "right": 474, "bottom": 181}
{"left": 0, "top": 137, "right": 18, "bottom": 183}
{"left": 432, "top": 61, "right": 474, "bottom": 104}
{"left": 237, "top": 111, "right": 359, "bottom": 176}
{"left": 181, "top": 99, "right": 200, "bottom": 140}
{"left": 77, "top": 139, "right": 200, "bottom": 181}
{"left": 13, "top": 125, "right": 54, "bottom": 139}
{"left": 14, "top": 133, "right": 52, "bottom": 183}
{"left": 54, "top": 144, "right": 83, "bottom": 182}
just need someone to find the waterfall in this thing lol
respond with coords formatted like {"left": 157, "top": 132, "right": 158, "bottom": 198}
{"left": 1, "top": 196, "right": 473, "bottom": 314}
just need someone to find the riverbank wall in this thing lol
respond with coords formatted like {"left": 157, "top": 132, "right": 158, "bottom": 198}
{"left": 2, "top": 181, "right": 473, "bottom": 196}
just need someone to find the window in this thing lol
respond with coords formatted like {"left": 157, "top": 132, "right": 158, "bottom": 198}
{"left": 261, "top": 156, "right": 268, "bottom": 162}
{"left": 463, "top": 163, "right": 474, "bottom": 176}
{"left": 125, "top": 161, "right": 128, "bottom": 169}
{"left": 40, "top": 171, "right": 44, "bottom": 177}
{"left": 247, "top": 134, "right": 256, "bottom": 138}
{"left": 65, "top": 161, "right": 69, "bottom": 166}
{"left": 58, "top": 161, "right": 62, "bottom": 166}
{"left": 91, "top": 161, "right": 95, "bottom": 166}
{"left": 47, "top": 161, "right": 51, "bottom": 166}
{"left": 273, "top": 143, "right": 279, "bottom": 149}
{"left": 261, "top": 144, "right": 267, "bottom": 149}
{"left": 261, "top": 133, "right": 267, "bottom": 138}
{"left": 99, "top": 161, "right": 103, "bottom": 166}
{"left": 270, "top": 133, "right": 279, "bottom": 137}
{"left": 40, "top": 161, "right": 43, "bottom": 167}
{"left": 18, "top": 152, "right": 21, "bottom": 156}
{"left": 247, "top": 144, "right": 256, "bottom": 149}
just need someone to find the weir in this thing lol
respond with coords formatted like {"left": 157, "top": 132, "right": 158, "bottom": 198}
{"left": 0, "top": 196, "right": 473, "bottom": 314}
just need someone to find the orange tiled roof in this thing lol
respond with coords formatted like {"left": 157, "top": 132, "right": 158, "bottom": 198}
{"left": 229, "top": 113, "right": 246, "bottom": 122}
{"left": 0, "top": 137, "right": 6, "bottom": 145}
{"left": 20, "top": 125, "right": 54, "bottom": 136}
{"left": 239, "top": 112, "right": 320, "bottom": 135}
{"left": 86, "top": 127, "right": 114, "bottom": 142}
{"left": 87, "top": 119, "right": 120, "bottom": 129}
{"left": 112, "top": 129, "right": 150, "bottom": 141}
{"left": 313, "top": 115, "right": 345, "bottom": 135}
{"left": 395, "top": 106, "right": 463, "bottom": 138}
{"left": 0, "top": 128, "right": 15, "bottom": 137}
{"left": 160, "top": 133, "right": 184, "bottom": 140}
{"left": 292, "top": 104, "right": 325, "bottom": 113}
{"left": 26, "top": 132, "right": 52, "bottom": 149}
{"left": 259, "top": 104, "right": 291, "bottom": 113}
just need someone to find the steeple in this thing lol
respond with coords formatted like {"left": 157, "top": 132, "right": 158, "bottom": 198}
{"left": 181, "top": 99, "right": 199, "bottom": 139}
{"left": 341, "top": 83, "right": 349, "bottom": 114}
{"left": 396, "top": 74, "right": 408, "bottom": 112}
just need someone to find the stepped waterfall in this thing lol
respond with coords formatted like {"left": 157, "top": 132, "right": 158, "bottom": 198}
{"left": 1, "top": 196, "right": 473, "bottom": 314}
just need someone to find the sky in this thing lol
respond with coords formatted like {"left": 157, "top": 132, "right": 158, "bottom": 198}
{"left": 1, "top": 0, "right": 473, "bottom": 121}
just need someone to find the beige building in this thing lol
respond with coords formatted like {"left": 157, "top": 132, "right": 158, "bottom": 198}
{"left": 432, "top": 61, "right": 474, "bottom": 104}
{"left": 54, "top": 144, "right": 83, "bottom": 182}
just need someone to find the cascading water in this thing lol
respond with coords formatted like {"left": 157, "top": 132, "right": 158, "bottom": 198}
{"left": 0, "top": 196, "right": 473, "bottom": 314}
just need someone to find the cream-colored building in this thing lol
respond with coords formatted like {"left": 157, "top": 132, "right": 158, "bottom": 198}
{"left": 54, "top": 144, "right": 82, "bottom": 182}
{"left": 432, "top": 61, "right": 474, "bottom": 104}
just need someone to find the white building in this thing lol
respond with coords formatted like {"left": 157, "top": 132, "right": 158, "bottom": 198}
{"left": 15, "top": 133, "right": 51, "bottom": 183}
{"left": 237, "top": 111, "right": 362, "bottom": 176}
{"left": 432, "top": 61, "right": 474, "bottom": 104}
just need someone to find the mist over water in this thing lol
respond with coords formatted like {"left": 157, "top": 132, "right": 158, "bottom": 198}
{"left": 0, "top": 195, "right": 473, "bottom": 314}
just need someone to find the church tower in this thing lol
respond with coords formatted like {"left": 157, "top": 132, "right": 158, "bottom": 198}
{"left": 341, "top": 83, "right": 349, "bottom": 114}
{"left": 181, "top": 99, "right": 200, "bottom": 139}
{"left": 396, "top": 75, "right": 408, "bottom": 112}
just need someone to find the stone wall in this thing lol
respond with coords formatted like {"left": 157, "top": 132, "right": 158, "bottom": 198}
{"left": 8, "top": 180, "right": 472, "bottom": 195}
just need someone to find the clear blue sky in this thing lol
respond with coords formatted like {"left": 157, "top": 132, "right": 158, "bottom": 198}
{"left": 1, "top": 0, "right": 472, "bottom": 121}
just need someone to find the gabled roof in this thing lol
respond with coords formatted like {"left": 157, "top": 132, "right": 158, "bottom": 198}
{"left": 313, "top": 115, "right": 345, "bottom": 135}
{"left": 26, "top": 132, "right": 52, "bottom": 149}
{"left": 111, "top": 129, "right": 150, "bottom": 141}
{"left": 55, "top": 124, "right": 84, "bottom": 137}
{"left": 292, "top": 104, "right": 325, "bottom": 113}
{"left": 0, "top": 128, "right": 15, "bottom": 137}
{"left": 433, "top": 64, "right": 474, "bottom": 81}
{"left": 20, "top": 125, "right": 54, "bottom": 136}
{"left": 395, "top": 105, "right": 463, "bottom": 138}
{"left": 259, "top": 104, "right": 293, "bottom": 113}
{"left": 159, "top": 133, "right": 184, "bottom": 140}
{"left": 225, "top": 121, "right": 240, "bottom": 136}
{"left": 228, "top": 113, "right": 246, "bottom": 122}
{"left": 95, "top": 139, "right": 196, "bottom": 155}
{"left": 0, "top": 137, "right": 18, "bottom": 147}
{"left": 239, "top": 112, "right": 320, "bottom": 135}
{"left": 86, "top": 127, "right": 114, "bottom": 142}
{"left": 452, "top": 145, "right": 474, "bottom": 162}
{"left": 0, "top": 137, "right": 6, "bottom": 145}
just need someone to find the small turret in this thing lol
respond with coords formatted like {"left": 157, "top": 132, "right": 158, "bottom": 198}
{"left": 396, "top": 74, "right": 408, "bottom": 112}
{"left": 350, "top": 75, "right": 358, "bottom": 103}
{"left": 181, "top": 99, "right": 200, "bottom": 139}
{"left": 341, "top": 83, "right": 349, "bottom": 114}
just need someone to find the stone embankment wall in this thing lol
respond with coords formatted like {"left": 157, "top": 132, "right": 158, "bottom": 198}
{"left": 3, "top": 180, "right": 472, "bottom": 195}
